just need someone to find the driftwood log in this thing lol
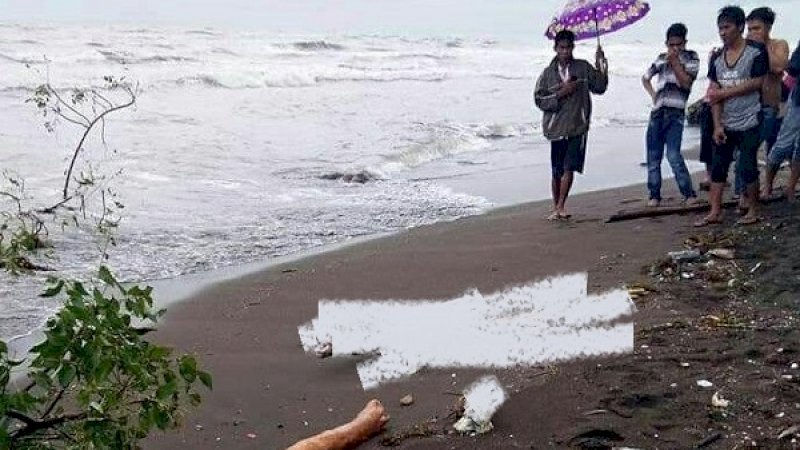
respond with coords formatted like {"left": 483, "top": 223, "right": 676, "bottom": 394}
{"left": 286, "top": 400, "right": 389, "bottom": 450}
{"left": 606, "top": 195, "right": 786, "bottom": 223}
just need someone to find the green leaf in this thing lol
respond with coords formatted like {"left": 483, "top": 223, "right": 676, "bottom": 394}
{"left": 57, "top": 365, "right": 76, "bottom": 388}
{"left": 198, "top": 371, "right": 213, "bottom": 390}
{"left": 178, "top": 356, "right": 198, "bottom": 383}
{"left": 41, "top": 279, "right": 65, "bottom": 297}
{"left": 156, "top": 379, "right": 177, "bottom": 401}
{"left": 98, "top": 266, "right": 117, "bottom": 287}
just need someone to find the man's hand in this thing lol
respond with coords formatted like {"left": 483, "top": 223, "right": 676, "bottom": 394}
{"left": 713, "top": 126, "right": 727, "bottom": 145}
{"left": 706, "top": 85, "right": 727, "bottom": 104}
{"left": 595, "top": 46, "right": 607, "bottom": 72}
{"left": 557, "top": 79, "right": 578, "bottom": 98}
{"left": 666, "top": 47, "right": 680, "bottom": 68}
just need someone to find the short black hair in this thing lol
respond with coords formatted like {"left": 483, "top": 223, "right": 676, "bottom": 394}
{"left": 747, "top": 7, "right": 776, "bottom": 26}
{"left": 554, "top": 30, "right": 576, "bottom": 46}
{"left": 718, "top": 5, "right": 746, "bottom": 28}
{"left": 666, "top": 23, "right": 688, "bottom": 40}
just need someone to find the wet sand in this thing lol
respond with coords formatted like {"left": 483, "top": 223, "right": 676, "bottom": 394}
{"left": 145, "top": 175, "right": 713, "bottom": 449}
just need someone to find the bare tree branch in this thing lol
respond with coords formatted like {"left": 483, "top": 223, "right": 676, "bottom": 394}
{"left": 62, "top": 91, "right": 135, "bottom": 199}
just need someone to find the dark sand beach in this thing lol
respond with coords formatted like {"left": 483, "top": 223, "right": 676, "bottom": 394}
{"left": 141, "top": 166, "right": 799, "bottom": 449}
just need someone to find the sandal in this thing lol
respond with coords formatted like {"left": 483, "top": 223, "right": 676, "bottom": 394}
{"left": 546, "top": 212, "right": 560, "bottom": 221}
{"left": 736, "top": 215, "right": 760, "bottom": 226}
{"left": 694, "top": 216, "right": 722, "bottom": 227}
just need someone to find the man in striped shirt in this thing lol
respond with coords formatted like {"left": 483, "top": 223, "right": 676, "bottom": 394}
{"left": 641, "top": 23, "right": 700, "bottom": 207}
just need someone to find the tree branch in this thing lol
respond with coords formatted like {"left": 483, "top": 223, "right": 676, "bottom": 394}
{"left": 8, "top": 410, "right": 88, "bottom": 440}
{"left": 40, "top": 385, "right": 68, "bottom": 420}
{"left": 62, "top": 93, "right": 135, "bottom": 199}
{"left": 47, "top": 87, "right": 91, "bottom": 126}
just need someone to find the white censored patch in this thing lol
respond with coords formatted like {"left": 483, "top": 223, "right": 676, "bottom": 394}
{"left": 298, "top": 273, "right": 635, "bottom": 390}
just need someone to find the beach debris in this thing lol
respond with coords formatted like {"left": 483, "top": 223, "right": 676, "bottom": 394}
{"left": 626, "top": 282, "right": 657, "bottom": 300}
{"left": 314, "top": 341, "right": 333, "bottom": 358}
{"left": 194, "top": 424, "right": 204, "bottom": 431}
{"left": 246, "top": 433, "right": 257, "bottom": 439}
{"left": 568, "top": 429, "right": 624, "bottom": 449}
{"left": 711, "top": 391, "right": 730, "bottom": 408}
{"left": 298, "top": 273, "right": 635, "bottom": 390}
{"left": 695, "top": 432, "right": 723, "bottom": 448}
{"left": 680, "top": 362, "right": 690, "bottom": 367}
{"left": 668, "top": 249, "right": 702, "bottom": 263}
{"left": 749, "top": 262, "right": 763, "bottom": 274}
{"left": 778, "top": 425, "right": 800, "bottom": 440}
{"left": 696, "top": 379, "right": 714, "bottom": 388}
{"left": 792, "top": 363, "right": 799, "bottom": 370}
{"left": 281, "top": 268, "right": 298, "bottom": 273}
{"left": 707, "top": 248, "right": 735, "bottom": 260}
{"left": 399, "top": 394, "right": 414, "bottom": 407}
{"left": 452, "top": 376, "right": 506, "bottom": 436}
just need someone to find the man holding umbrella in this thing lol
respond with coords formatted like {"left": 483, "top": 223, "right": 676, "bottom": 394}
{"left": 534, "top": 30, "right": 608, "bottom": 220}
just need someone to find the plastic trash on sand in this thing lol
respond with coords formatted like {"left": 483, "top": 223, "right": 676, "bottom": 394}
{"left": 453, "top": 376, "right": 506, "bottom": 435}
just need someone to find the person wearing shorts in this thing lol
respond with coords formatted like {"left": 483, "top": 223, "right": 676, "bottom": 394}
{"left": 534, "top": 30, "right": 608, "bottom": 220}
{"left": 697, "top": 6, "right": 768, "bottom": 227}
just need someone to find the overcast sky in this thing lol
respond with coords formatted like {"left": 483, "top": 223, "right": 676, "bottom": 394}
{"left": 2, "top": 1, "right": 799, "bottom": 42}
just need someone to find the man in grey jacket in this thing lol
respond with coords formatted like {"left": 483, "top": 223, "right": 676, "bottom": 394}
{"left": 535, "top": 30, "right": 609, "bottom": 220}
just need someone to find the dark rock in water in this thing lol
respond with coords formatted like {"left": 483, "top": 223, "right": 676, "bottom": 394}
{"left": 319, "top": 170, "right": 378, "bottom": 184}
{"left": 686, "top": 99, "right": 704, "bottom": 127}
{"left": 293, "top": 40, "right": 345, "bottom": 51}
{"left": 319, "top": 172, "right": 344, "bottom": 181}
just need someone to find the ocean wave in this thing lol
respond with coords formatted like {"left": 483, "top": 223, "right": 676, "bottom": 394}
{"left": 175, "top": 75, "right": 228, "bottom": 88}
{"left": 0, "top": 53, "right": 44, "bottom": 64}
{"left": 97, "top": 50, "right": 198, "bottom": 64}
{"left": 185, "top": 29, "right": 221, "bottom": 37}
{"left": 0, "top": 85, "right": 35, "bottom": 94}
{"left": 290, "top": 40, "right": 345, "bottom": 51}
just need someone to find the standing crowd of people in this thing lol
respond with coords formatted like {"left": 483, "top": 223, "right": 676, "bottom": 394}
{"left": 534, "top": 5, "right": 800, "bottom": 227}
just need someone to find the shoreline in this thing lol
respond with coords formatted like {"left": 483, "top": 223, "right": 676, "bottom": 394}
{"left": 145, "top": 168, "right": 712, "bottom": 449}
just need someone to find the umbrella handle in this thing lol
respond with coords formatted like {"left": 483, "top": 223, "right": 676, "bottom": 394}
{"left": 593, "top": 7, "right": 601, "bottom": 48}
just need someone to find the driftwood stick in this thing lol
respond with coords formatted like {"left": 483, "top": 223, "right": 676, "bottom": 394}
{"left": 286, "top": 400, "right": 389, "bottom": 450}
{"left": 606, "top": 195, "right": 786, "bottom": 223}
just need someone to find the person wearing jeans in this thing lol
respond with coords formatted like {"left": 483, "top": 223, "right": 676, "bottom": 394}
{"left": 641, "top": 23, "right": 699, "bottom": 206}
{"left": 763, "top": 39, "right": 800, "bottom": 201}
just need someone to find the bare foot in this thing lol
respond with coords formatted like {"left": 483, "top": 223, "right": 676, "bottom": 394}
{"left": 694, "top": 214, "right": 722, "bottom": 227}
{"left": 287, "top": 400, "right": 389, "bottom": 450}
{"left": 353, "top": 399, "right": 390, "bottom": 433}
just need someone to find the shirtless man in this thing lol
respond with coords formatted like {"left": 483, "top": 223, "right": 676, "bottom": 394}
{"left": 746, "top": 7, "right": 790, "bottom": 159}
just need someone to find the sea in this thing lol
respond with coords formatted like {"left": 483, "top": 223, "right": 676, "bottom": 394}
{"left": 1, "top": 0, "right": 799, "bottom": 339}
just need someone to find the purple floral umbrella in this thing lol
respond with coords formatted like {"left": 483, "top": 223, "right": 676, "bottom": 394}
{"left": 545, "top": 0, "right": 650, "bottom": 44}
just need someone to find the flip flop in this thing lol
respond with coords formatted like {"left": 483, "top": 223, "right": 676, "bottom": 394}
{"left": 694, "top": 216, "right": 722, "bottom": 227}
{"left": 736, "top": 215, "right": 760, "bottom": 226}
